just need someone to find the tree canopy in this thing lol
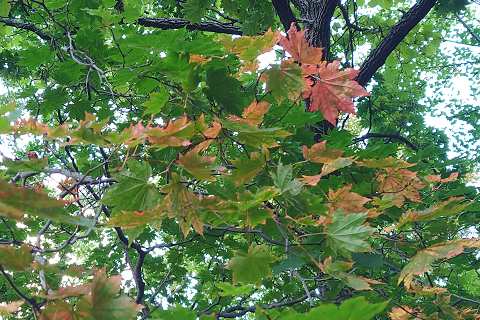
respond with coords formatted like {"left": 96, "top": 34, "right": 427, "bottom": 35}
{"left": 1, "top": 0, "right": 480, "bottom": 319}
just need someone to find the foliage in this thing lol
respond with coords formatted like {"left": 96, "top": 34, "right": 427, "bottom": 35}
{"left": 0, "top": 0, "right": 479, "bottom": 319}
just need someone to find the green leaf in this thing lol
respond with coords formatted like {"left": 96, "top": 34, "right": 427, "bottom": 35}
{"left": 288, "top": 297, "right": 388, "bottom": 320}
{"left": 271, "top": 162, "right": 303, "bottom": 196}
{"left": 0, "top": 179, "right": 92, "bottom": 227}
{"left": 226, "top": 244, "right": 277, "bottom": 287}
{"left": 204, "top": 67, "right": 246, "bottom": 116}
{"left": 324, "top": 208, "right": 374, "bottom": 258}
{"left": 177, "top": 149, "right": 217, "bottom": 182}
{"left": 181, "top": 0, "right": 208, "bottom": 24}
{"left": 214, "top": 282, "right": 254, "bottom": 296}
{"left": 351, "top": 253, "right": 384, "bottom": 268}
{"left": 231, "top": 149, "right": 267, "bottom": 186}
{"left": 100, "top": 160, "right": 162, "bottom": 211}
{"left": 272, "top": 256, "right": 306, "bottom": 275}
{"left": 264, "top": 60, "right": 304, "bottom": 104}
{"left": 221, "top": 120, "right": 292, "bottom": 148}
{"left": 0, "top": 244, "right": 33, "bottom": 271}
{"left": 143, "top": 87, "right": 169, "bottom": 115}
{"left": 0, "top": 0, "right": 11, "bottom": 16}
{"left": 1, "top": 157, "right": 47, "bottom": 173}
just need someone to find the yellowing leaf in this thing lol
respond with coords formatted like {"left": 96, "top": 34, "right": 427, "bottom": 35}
{"left": 177, "top": 149, "right": 217, "bottom": 182}
{"left": 398, "top": 239, "right": 480, "bottom": 288}
{"left": 355, "top": 156, "right": 415, "bottom": 168}
{"left": 214, "top": 282, "right": 254, "bottom": 296}
{"left": 226, "top": 244, "right": 277, "bottom": 287}
{"left": 303, "top": 60, "right": 369, "bottom": 125}
{"left": 77, "top": 267, "right": 144, "bottom": 319}
{"left": 0, "top": 244, "right": 34, "bottom": 271}
{"left": 321, "top": 157, "right": 354, "bottom": 176}
{"left": 388, "top": 306, "right": 414, "bottom": 320}
{"left": 222, "top": 29, "right": 281, "bottom": 61}
{"left": 298, "top": 174, "right": 322, "bottom": 186}
{"left": 230, "top": 101, "right": 271, "bottom": 126}
{"left": 264, "top": 59, "right": 304, "bottom": 104}
{"left": 231, "top": 149, "right": 268, "bottom": 186}
{"left": 103, "top": 204, "right": 167, "bottom": 230}
{"left": 302, "top": 141, "right": 344, "bottom": 163}
{"left": 328, "top": 185, "right": 371, "bottom": 214}
{"left": 162, "top": 173, "right": 202, "bottom": 237}
{"left": 324, "top": 208, "right": 374, "bottom": 258}
{"left": 41, "top": 301, "right": 76, "bottom": 320}
{"left": 278, "top": 23, "right": 324, "bottom": 66}
{"left": 38, "top": 284, "right": 92, "bottom": 300}
{"left": 146, "top": 115, "right": 195, "bottom": 149}
{"left": 221, "top": 120, "right": 291, "bottom": 148}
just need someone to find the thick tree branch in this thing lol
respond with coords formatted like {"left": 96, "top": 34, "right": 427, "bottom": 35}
{"left": 352, "top": 132, "right": 418, "bottom": 151}
{"left": 355, "top": 0, "right": 438, "bottom": 86}
{"left": 137, "top": 17, "right": 242, "bottom": 35}
{"left": 271, "top": 0, "right": 300, "bottom": 32}
{"left": 0, "top": 17, "right": 52, "bottom": 41}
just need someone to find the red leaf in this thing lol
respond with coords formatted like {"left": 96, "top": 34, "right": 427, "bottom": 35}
{"left": 278, "top": 23, "right": 324, "bottom": 66}
{"left": 303, "top": 60, "right": 370, "bottom": 125}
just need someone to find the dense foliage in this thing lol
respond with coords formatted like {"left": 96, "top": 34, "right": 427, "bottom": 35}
{"left": 1, "top": 0, "right": 480, "bottom": 319}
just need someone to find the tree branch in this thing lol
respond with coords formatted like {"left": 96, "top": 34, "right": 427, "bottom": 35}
{"left": 352, "top": 132, "right": 418, "bottom": 151}
{"left": 0, "top": 17, "right": 52, "bottom": 41}
{"left": 355, "top": 0, "right": 438, "bottom": 86}
{"left": 454, "top": 13, "right": 480, "bottom": 45}
{"left": 137, "top": 17, "right": 242, "bottom": 35}
{"left": 271, "top": 0, "right": 300, "bottom": 32}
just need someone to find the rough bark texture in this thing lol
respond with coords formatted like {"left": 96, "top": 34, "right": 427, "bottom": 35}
{"left": 290, "top": 0, "right": 337, "bottom": 61}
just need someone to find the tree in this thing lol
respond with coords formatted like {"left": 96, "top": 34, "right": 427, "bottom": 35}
{"left": 0, "top": 0, "right": 480, "bottom": 319}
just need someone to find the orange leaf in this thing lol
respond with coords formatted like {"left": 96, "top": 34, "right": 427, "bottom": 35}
{"left": 146, "top": 116, "right": 195, "bottom": 149}
{"left": 0, "top": 301, "right": 24, "bottom": 315}
{"left": 302, "top": 141, "right": 344, "bottom": 163}
{"left": 303, "top": 60, "right": 369, "bottom": 125}
{"left": 298, "top": 174, "right": 322, "bottom": 186}
{"left": 221, "top": 29, "right": 281, "bottom": 61}
{"left": 38, "top": 284, "right": 92, "bottom": 300}
{"left": 278, "top": 23, "right": 324, "bottom": 66}
{"left": 388, "top": 306, "right": 413, "bottom": 320}
{"left": 399, "top": 239, "right": 480, "bottom": 288}
{"left": 328, "top": 185, "right": 371, "bottom": 214}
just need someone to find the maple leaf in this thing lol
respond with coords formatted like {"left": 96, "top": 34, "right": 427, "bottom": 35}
{"left": 162, "top": 173, "right": 202, "bottom": 237}
{"left": 324, "top": 208, "right": 374, "bottom": 258}
{"left": 230, "top": 101, "right": 271, "bottom": 126}
{"left": 177, "top": 149, "right": 217, "bottom": 182}
{"left": 235, "top": 187, "right": 276, "bottom": 229}
{"left": 302, "top": 141, "right": 344, "bottom": 163}
{"left": 355, "top": 156, "right": 415, "bottom": 168}
{"left": 226, "top": 244, "right": 277, "bottom": 287}
{"left": 0, "top": 244, "right": 33, "bottom": 271}
{"left": 278, "top": 22, "right": 324, "bottom": 65}
{"left": 323, "top": 257, "right": 383, "bottom": 290}
{"left": 221, "top": 29, "right": 281, "bottom": 61}
{"left": 398, "top": 239, "right": 480, "bottom": 288}
{"left": 0, "top": 301, "right": 23, "bottom": 315}
{"left": 388, "top": 306, "right": 414, "bottom": 320}
{"left": 214, "top": 282, "right": 254, "bottom": 297}
{"left": 321, "top": 157, "right": 354, "bottom": 176}
{"left": 221, "top": 120, "right": 292, "bottom": 148}
{"left": 0, "top": 179, "right": 92, "bottom": 226}
{"left": 41, "top": 301, "right": 76, "bottom": 320}
{"left": 107, "top": 122, "right": 146, "bottom": 147}
{"left": 101, "top": 160, "right": 162, "bottom": 211}
{"left": 103, "top": 204, "right": 167, "bottom": 230}
{"left": 146, "top": 115, "right": 195, "bottom": 149}
{"left": 303, "top": 60, "right": 370, "bottom": 125}
{"left": 38, "top": 283, "right": 92, "bottom": 300}
{"left": 75, "top": 267, "right": 144, "bottom": 320}
{"left": 231, "top": 148, "right": 268, "bottom": 186}
{"left": 271, "top": 162, "right": 303, "bottom": 196}
{"left": 264, "top": 59, "right": 305, "bottom": 104}
{"left": 402, "top": 197, "right": 467, "bottom": 223}
{"left": 328, "top": 185, "right": 371, "bottom": 214}
{"left": 298, "top": 173, "right": 322, "bottom": 186}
